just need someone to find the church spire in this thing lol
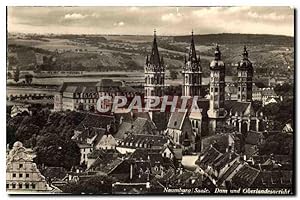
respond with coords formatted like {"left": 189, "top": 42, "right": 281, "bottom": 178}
{"left": 242, "top": 45, "right": 248, "bottom": 59}
{"left": 214, "top": 44, "right": 221, "bottom": 60}
{"left": 188, "top": 30, "right": 197, "bottom": 63}
{"left": 149, "top": 29, "right": 161, "bottom": 66}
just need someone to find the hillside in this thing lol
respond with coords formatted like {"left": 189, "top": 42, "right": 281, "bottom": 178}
{"left": 7, "top": 33, "right": 294, "bottom": 78}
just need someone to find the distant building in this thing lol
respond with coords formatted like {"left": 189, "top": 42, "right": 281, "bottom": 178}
{"left": 237, "top": 46, "right": 253, "bottom": 102}
{"left": 165, "top": 110, "right": 202, "bottom": 152}
{"left": 6, "top": 141, "right": 59, "bottom": 193}
{"left": 72, "top": 113, "right": 117, "bottom": 164}
{"left": 116, "top": 134, "right": 171, "bottom": 154}
{"left": 144, "top": 30, "right": 165, "bottom": 97}
{"left": 54, "top": 79, "right": 138, "bottom": 112}
{"left": 182, "top": 31, "right": 202, "bottom": 97}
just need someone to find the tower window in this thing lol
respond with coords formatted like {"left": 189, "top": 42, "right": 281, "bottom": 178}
{"left": 215, "top": 88, "right": 218, "bottom": 92}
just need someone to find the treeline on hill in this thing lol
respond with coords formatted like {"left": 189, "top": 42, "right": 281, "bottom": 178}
{"left": 7, "top": 107, "right": 87, "bottom": 170}
{"left": 173, "top": 33, "right": 294, "bottom": 46}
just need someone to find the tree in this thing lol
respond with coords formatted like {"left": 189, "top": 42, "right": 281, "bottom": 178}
{"left": 24, "top": 74, "right": 33, "bottom": 84}
{"left": 62, "top": 175, "right": 116, "bottom": 194}
{"left": 13, "top": 66, "right": 20, "bottom": 83}
{"left": 170, "top": 70, "right": 178, "bottom": 80}
{"left": 252, "top": 100, "right": 263, "bottom": 113}
{"left": 274, "top": 83, "right": 293, "bottom": 97}
{"left": 255, "top": 81, "right": 266, "bottom": 88}
{"left": 35, "top": 133, "right": 80, "bottom": 170}
{"left": 262, "top": 103, "right": 280, "bottom": 119}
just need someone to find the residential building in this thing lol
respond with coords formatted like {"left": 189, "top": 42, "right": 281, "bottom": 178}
{"left": 6, "top": 141, "right": 58, "bottom": 193}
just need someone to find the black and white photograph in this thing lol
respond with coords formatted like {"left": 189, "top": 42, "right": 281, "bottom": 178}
{"left": 6, "top": 6, "right": 295, "bottom": 195}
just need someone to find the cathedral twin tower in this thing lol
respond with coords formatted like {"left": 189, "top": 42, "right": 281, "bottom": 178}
{"left": 144, "top": 31, "right": 253, "bottom": 119}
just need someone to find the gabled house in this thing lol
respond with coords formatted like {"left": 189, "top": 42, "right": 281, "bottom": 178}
{"left": 165, "top": 110, "right": 199, "bottom": 152}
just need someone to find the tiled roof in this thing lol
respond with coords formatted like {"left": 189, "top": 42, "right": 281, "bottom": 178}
{"left": 261, "top": 88, "right": 277, "bottom": 96}
{"left": 95, "top": 79, "right": 123, "bottom": 88}
{"left": 41, "top": 167, "right": 67, "bottom": 180}
{"left": 152, "top": 112, "right": 169, "bottom": 131}
{"left": 217, "top": 160, "right": 241, "bottom": 185}
{"left": 57, "top": 82, "right": 97, "bottom": 92}
{"left": 253, "top": 170, "right": 292, "bottom": 188}
{"left": 196, "top": 146, "right": 223, "bottom": 168}
{"left": 167, "top": 111, "right": 187, "bottom": 130}
{"left": 231, "top": 164, "right": 260, "bottom": 188}
{"left": 75, "top": 113, "right": 115, "bottom": 132}
{"left": 120, "top": 134, "right": 169, "bottom": 149}
{"left": 64, "top": 86, "right": 78, "bottom": 93}
{"left": 88, "top": 151, "right": 123, "bottom": 173}
{"left": 114, "top": 121, "right": 132, "bottom": 140}
{"left": 213, "top": 152, "right": 239, "bottom": 171}
{"left": 202, "top": 133, "right": 232, "bottom": 153}
{"left": 251, "top": 155, "right": 292, "bottom": 165}
{"left": 225, "top": 100, "right": 251, "bottom": 115}
{"left": 130, "top": 117, "right": 157, "bottom": 135}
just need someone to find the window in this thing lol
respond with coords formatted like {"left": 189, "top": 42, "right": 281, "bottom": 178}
{"left": 13, "top": 173, "right": 16, "bottom": 178}
{"left": 25, "top": 183, "right": 29, "bottom": 189}
{"left": 19, "top": 183, "right": 22, "bottom": 189}
{"left": 19, "top": 164, "right": 23, "bottom": 168}
{"left": 215, "top": 88, "right": 218, "bottom": 92}
{"left": 19, "top": 174, "right": 23, "bottom": 178}
{"left": 26, "top": 174, "right": 29, "bottom": 178}
{"left": 12, "top": 184, "right": 16, "bottom": 189}
{"left": 32, "top": 183, "right": 36, "bottom": 189}
{"left": 6, "top": 184, "right": 9, "bottom": 189}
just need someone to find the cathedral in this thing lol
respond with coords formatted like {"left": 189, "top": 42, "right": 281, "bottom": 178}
{"left": 144, "top": 31, "right": 265, "bottom": 152}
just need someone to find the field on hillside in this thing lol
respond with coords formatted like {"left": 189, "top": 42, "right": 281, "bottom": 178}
{"left": 7, "top": 33, "right": 294, "bottom": 79}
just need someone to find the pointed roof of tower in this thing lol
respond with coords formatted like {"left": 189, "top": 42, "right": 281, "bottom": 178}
{"left": 214, "top": 44, "right": 221, "bottom": 60}
{"left": 149, "top": 29, "right": 161, "bottom": 66}
{"left": 238, "top": 45, "right": 253, "bottom": 70}
{"left": 210, "top": 44, "right": 224, "bottom": 69}
{"left": 188, "top": 30, "right": 198, "bottom": 63}
{"left": 242, "top": 45, "right": 248, "bottom": 59}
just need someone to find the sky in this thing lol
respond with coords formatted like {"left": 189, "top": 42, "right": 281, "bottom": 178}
{"left": 7, "top": 6, "right": 294, "bottom": 36}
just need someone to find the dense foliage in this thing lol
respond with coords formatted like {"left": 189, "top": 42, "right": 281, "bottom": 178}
{"left": 6, "top": 107, "right": 86, "bottom": 170}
